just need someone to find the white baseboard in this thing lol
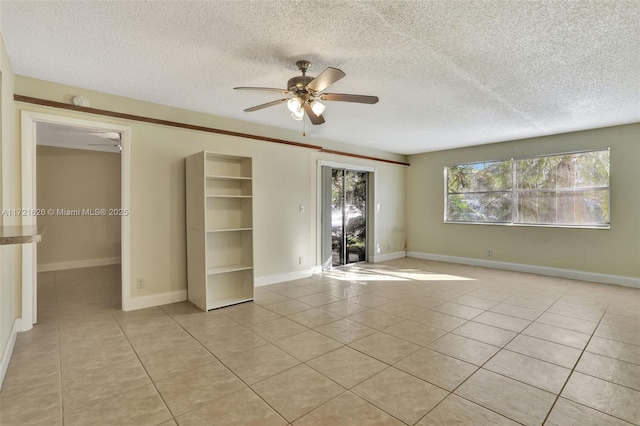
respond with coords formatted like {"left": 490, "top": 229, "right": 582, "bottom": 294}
{"left": 407, "top": 252, "right": 640, "bottom": 288}
{"left": 370, "top": 251, "right": 407, "bottom": 263}
{"left": 38, "top": 257, "right": 121, "bottom": 272}
{"left": 0, "top": 318, "right": 22, "bottom": 391}
{"left": 255, "top": 269, "right": 314, "bottom": 287}
{"left": 124, "top": 289, "right": 187, "bottom": 311}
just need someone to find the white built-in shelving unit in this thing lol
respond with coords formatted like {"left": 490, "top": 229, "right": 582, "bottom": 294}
{"left": 185, "top": 151, "right": 254, "bottom": 311}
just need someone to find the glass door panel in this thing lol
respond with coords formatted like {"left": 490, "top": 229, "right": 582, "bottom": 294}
{"left": 331, "top": 169, "right": 344, "bottom": 267}
{"left": 328, "top": 169, "right": 367, "bottom": 267}
{"left": 345, "top": 171, "right": 367, "bottom": 264}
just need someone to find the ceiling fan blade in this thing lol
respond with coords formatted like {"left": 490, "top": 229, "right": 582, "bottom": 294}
{"left": 302, "top": 104, "right": 325, "bottom": 125}
{"left": 234, "top": 87, "right": 291, "bottom": 94}
{"left": 244, "top": 98, "right": 289, "bottom": 112}
{"left": 307, "top": 67, "right": 346, "bottom": 93}
{"left": 320, "top": 93, "right": 379, "bottom": 104}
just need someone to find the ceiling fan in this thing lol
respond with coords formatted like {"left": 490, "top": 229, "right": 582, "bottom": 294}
{"left": 88, "top": 131, "right": 122, "bottom": 152}
{"left": 234, "top": 60, "right": 379, "bottom": 125}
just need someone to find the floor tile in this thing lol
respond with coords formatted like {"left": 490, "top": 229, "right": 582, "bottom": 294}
{"left": 307, "top": 346, "right": 387, "bottom": 388}
{"left": 452, "top": 321, "right": 517, "bottom": 347}
{"left": 455, "top": 368, "right": 556, "bottom": 426}
{"left": 427, "top": 333, "right": 500, "bottom": 366}
{"left": 270, "top": 286, "right": 318, "bottom": 299}
{"left": 314, "top": 319, "right": 376, "bottom": 344}
{"left": 175, "top": 388, "right": 287, "bottom": 426}
{"left": 251, "top": 364, "right": 344, "bottom": 422}
{"left": 473, "top": 311, "right": 531, "bottom": 332}
{"left": 127, "top": 324, "right": 197, "bottom": 356}
{"left": 63, "top": 384, "right": 170, "bottom": 426}
{"left": 320, "top": 300, "right": 369, "bottom": 317}
{"left": 484, "top": 349, "right": 571, "bottom": 393}
{"left": 536, "top": 312, "right": 598, "bottom": 334}
{"left": 155, "top": 361, "right": 245, "bottom": 416}
{"left": 503, "top": 295, "right": 555, "bottom": 310}
{"left": 219, "top": 303, "right": 281, "bottom": 325}
{"left": 286, "top": 307, "right": 342, "bottom": 328}
{"left": 138, "top": 339, "right": 217, "bottom": 381}
{"left": 395, "top": 348, "right": 477, "bottom": 391}
{"left": 417, "top": 394, "right": 519, "bottom": 425}
{"left": 0, "top": 357, "right": 60, "bottom": 396}
{"left": 382, "top": 320, "right": 447, "bottom": 346}
{"left": 293, "top": 391, "right": 404, "bottom": 425}
{"left": 575, "top": 351, "right": 640, "bottom": 391}
{"left": 408, "top": 309, "right": 468, "bottom": 331}
{"left": 561, "top": 372, "right": 640, "bottom": 424}
{"left": 430, "top": 302, "right": 484, "bottom": 320}
{"left": 586, "top": 336, "right": 640, "bottom": 365}
{"left": 62, "top": 356, "right": 151, "bottom": 410}
{"left": 595, "top": 323, "right": 640, "bottom": 346}
{"left": 522, "top": 322, "right": 590, "bottom": 349}
{"left": 296, "top": 292, "right": 341, "bottom": 307}
{"left": 547, "top": 303, "right": 604, "bottom": 322}
{"left": 601, "top": 312, "right": 640, "bottom": 330}
{"left": 352, "top": 367, "right": 448, "bottom": 425}
{"left": 545, "top": 397, "right": 633, "bottom": 426}
{"left": 249, "top": 317, "right": 309, "bottom": 341}
{"left": 273, "top": 330, "right": 343, "bottom": 362}
{"left": 199, "top": 326, "right": 269, "bottom": 359}
{"left": 347, "top": 309, "right": 404, "bottom": 330}
{"left": 506, "top": 334, "right": 581, "bottom": 368}
{"left": 265, "top": 299, "right": 314, "bottom": 316}
{"left": 349, "top": 331, "right": 420, "bottom": 364}
{"left": 223, "top": 343, "right": 300, "bottom": 384}
{"left": 376, "top": 301, "right": 426, "bottom": 318}
{"left": 5, "top": 262, "right": 640, "bottom": 426}
{"left": 489, "top": 302, "right": 543, "bottom": 320}
{"left": 0, "top": 383, "right": 61, "bottom": 426}
{"left": 347, "top": 293, "right": 391, "bottom": 308}
{"left": 253, "top": 290, "right": 290, "bottom": 306}
{"left": 452, "top": 294, "right": 499, "bottom": 310}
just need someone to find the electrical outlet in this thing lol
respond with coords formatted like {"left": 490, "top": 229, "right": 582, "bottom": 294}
{"left": 136, "top": 278, "right": 145, "bottom": 289}
{"left": 487, "top": 249, "right": 493, "bottom": 257}
{"left": 299, "top": 257, "right": 304, "bottom": 265}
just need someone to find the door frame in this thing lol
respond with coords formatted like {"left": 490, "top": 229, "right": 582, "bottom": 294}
{"left": 20, "top": 110, "right": 132, "bottom": 330}
{"left": 316, "top": 160, "right": 375, "bottom": 270}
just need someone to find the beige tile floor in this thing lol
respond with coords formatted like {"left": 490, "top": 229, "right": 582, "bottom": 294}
{"left": 1, "top": 258, "right": 639, "bottom": 425}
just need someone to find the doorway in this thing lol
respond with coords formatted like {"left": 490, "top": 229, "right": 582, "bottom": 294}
{"left": 21, "top": 111, "right": 132, "bottom": 329}
{"left": 321, "top": 165, "right": 370, "bottom": 269}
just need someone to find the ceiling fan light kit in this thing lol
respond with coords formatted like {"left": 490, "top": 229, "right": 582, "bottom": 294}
{"left": 234, "top": 60, "right": 379, "bottom": 126}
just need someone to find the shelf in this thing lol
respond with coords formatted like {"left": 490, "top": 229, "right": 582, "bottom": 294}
{"left": 207, "top": 228, "right": 252, "bottom": 233}
{"left": 187, "top": 151, "right": 254, "bottom": 312}
{"left": 206, "top": 297, "right": 253, "bottom": 310}
{"left": 207, "top": 264, "right": 253, "bottom": 275}
{"left": 206, "top": 175, "right": 252, "bottom": 181}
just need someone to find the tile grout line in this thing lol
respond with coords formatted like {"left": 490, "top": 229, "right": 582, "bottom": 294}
{"left": 412, "top": 285, "right": 570, "bottom": 425}
{"left": 540, "top": 298, "right": 611, "bottom": 425}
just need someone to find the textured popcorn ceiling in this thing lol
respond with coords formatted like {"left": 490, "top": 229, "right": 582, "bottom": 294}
{"left": 2, "top": 1, "right": 639, "bottom": 155}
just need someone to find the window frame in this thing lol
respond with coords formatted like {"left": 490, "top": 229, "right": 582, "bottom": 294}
{"left": 443, "top": 148, "right": 611, "bottom": 229}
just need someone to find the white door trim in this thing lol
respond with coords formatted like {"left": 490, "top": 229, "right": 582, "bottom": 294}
{"left": 20, "top": 110, "right": 133, "bottom": 327}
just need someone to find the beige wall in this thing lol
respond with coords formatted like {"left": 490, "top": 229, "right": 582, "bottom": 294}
{"left": 1, "top": 31, "right": 21, "bottom": 368}
{"left": 406, "top": 123, "right": 640, "bottom": 279}
{"left": 36, "top": 145, "right": 121, "bottom": 267}
{"left": 14, "top": 76, "right": 407, "bottom": 300}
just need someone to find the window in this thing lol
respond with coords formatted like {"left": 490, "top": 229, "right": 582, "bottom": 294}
{"left": 445, "top": 149, "right": 610, "bottom": 228}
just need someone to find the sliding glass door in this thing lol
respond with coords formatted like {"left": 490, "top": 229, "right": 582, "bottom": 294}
{"left": 323, "top": 167, "right": 368, "bottom": 268}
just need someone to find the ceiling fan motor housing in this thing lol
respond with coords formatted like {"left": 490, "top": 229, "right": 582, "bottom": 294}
{"left": 287, "top": 76, "right": 315, "bottom": 96}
